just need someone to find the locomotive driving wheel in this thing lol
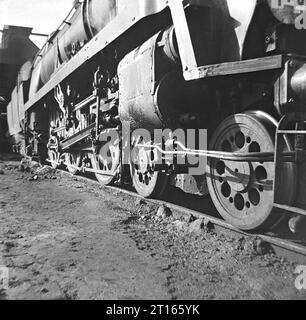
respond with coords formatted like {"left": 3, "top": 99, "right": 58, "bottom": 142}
{"left": 47, "top": 136, "right": 60, "bottom": 169}
{"left": 206, "top": 111, "right": 295, "bottom": 231}
{"left": 65, "top": 152, "right": 82, "bottom": 175}
{"left": 90, "top": 141, "right": 120, "bottom": 186}
{"left": 130, "top": 143, "right": 168, "bottom": 198}
{"left": 48, "top": 150, "right": 60, "bottom": 169}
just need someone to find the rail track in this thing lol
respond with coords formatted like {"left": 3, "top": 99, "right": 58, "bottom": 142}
{"left": 48, "top": 161, "right": 306, "bottom": 265}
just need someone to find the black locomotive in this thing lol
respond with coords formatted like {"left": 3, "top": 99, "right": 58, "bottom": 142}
{"left": 5, "top": 0, "right": 306, "bottom": 232}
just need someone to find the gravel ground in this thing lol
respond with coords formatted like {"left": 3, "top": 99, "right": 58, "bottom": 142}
{"left": 0, "top": 155, "right": 306, "bottom": 300}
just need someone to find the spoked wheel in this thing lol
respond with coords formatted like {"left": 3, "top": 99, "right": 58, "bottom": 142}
{"left": 130, "top": 144, "right": 168, "bottom": 198}
{"left": 90, "top": 141, "right": 120, "bottom": 186}
{"left": 65, "top": 152, "right": 82, "bottom": 175}
{"left": 47, "top": 136, "right": 60, "bottom": 169}
{"left": 48, "top": 150, "right": 60, "bottom": 169}
{"left": 206, "top": 111, "right": 295, "bottom": 231}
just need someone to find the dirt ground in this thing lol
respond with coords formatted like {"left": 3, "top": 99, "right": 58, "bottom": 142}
{"left": 0, "top": 155, "right": 306, "bottom": 300}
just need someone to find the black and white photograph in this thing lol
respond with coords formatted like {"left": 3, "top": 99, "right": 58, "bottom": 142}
{"left": 1, "top": 0, "right": 306, "bottom": 303}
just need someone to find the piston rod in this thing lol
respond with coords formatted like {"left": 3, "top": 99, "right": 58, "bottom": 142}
{"left": 136, "top": 141, "right": 295, "bottom": 163}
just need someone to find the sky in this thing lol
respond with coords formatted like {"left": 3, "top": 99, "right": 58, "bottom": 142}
{"left": 0, "top": 0, "right": 254, "bottom": 49}
{"left": 0, "top": 0, "right": 73, "bottom": 48}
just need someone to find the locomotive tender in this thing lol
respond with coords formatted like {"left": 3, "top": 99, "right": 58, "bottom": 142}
{"left": 0, "top": 25, "right": 39, "bottom": 151}
{"left": 6, "top": 0, "right": 306, "bottom": 231}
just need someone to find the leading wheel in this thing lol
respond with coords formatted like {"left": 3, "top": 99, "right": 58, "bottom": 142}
{"left": 65, "top": 152, "right": 82, "bottom": 175}
{"left": 47, "top": 136, "right": 60, "bottom": 169}
{"left": 130, "top": 144, "right": 168, "bottom": 198}
{"left": 206, "top": 111, "right": 295, "bottom": 231}
{"left": 90, "top": 141, "right": 120, "bottom": 186}
{"left": 48, "top": 150, "right": 59, "bottom": 169}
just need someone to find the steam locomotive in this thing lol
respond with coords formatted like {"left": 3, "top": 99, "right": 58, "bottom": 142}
{"left": 6, "top": 0, "right": 306, "bottom": 232}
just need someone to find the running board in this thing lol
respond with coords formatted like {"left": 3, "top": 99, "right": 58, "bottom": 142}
{"left": 184, "top": 55, "right": 283, "bottom": 81}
